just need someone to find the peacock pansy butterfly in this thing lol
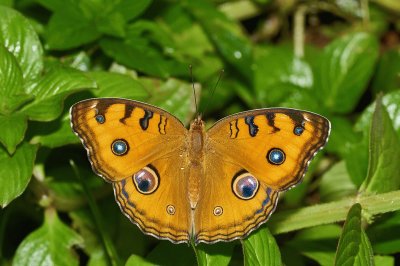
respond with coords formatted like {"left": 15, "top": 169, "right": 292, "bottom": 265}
{"left": 70, "top": 98, "right": 330, "bottom": 244}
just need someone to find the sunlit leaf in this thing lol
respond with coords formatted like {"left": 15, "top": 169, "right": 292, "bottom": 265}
{"left": 314, "top": 32, "right": 379, "bottom": 113}
{"left": 0, "top": 6, "right": 43, "bottom": 81}
{"left": 360, "top": 95, "right": 400, "bottom": 193}
{"left": 194, "top": 243, "right": 234, "bottom": 266}
{"left": 21, "top": 67, "right": 97, "bottom": 121}
{"left": 334, "top": 204, "right": 374, "bottom": 266}
{"left": 13, "top": 208, "right": 83, "bottom": 266}
{"left": 242, "top": 227, "right": 281, "bottom": 266}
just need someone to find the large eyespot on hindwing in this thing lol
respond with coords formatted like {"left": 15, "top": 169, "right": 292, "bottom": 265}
{"left": 232, "top": 171, "right": 259, "bottom": 200}
{"left": 111, "top": 139, "right": 129, "bottom": 156}
{"left": 132, "top": 166, "right": 159, "bottom": 194}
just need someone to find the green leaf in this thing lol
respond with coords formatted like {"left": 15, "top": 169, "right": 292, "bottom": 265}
{"left": 334, "top": 203, "right": 374, "bottom": 266}
{"left": 13, "top": 208, "right": 83, "bottom": 266}
{"left": 100, "top": 20, "right": 186, "bottom": 78}
{"left": 0, "top": 142, "right": 37, "bottom": 207}
{"left": 319, "top": 161, "right": 357, "bottom": 202}
{"left": 242, "top": 227, "right": 282, "bottom": 266}
{"left": 46, "top": 12, "right": 100, "bottom": 50}
{"left": 126, "top": 254, "right": 154, "bottom": 266}
{"left": 96, "top": 12, "right": 126, "bottom": 37}
{"left": 360, "top": 94, "right": 400, "bottom": 194}
{"left": 114, "top": 0, "right": 152, "bottom": 21}
{"left": 372, "top": 48, "right": 400, "bottom": 93}
{"left": 286, "top": 225, "right": 341, "bottom": 266}
{"left": 0, "top": 6, "right": 43, "bottom": 81}
{"left": 142, "top": 78, "right": 195, "bottom": 125}
{"left": 0, "top": 112, "right": 27, "bottom": 154}
{"left": 0, "top": 45, "right": 31, "bottom": 114}
{"left": 194, "top": 243, "right": 234, "bottom": 266}
{"left": 268, "top": 190, "right": 400, "bottom": 235}
{"left": 185, "top": 0, "right": 253, "bottom": 81}
{"left": 88, "top": 71, "right": 149, "bottom": 100}
{"left": 356, "top": 90, "right": 400, "bottom": 138}
{"left": 254, "top": 45, "right": 313, "bottom": 106}
{"left": 21, "top": 67, "right": 97, "bottom": 121}
{"left": 30, "top": 113, "right": 79, "bottom": 149}
{"left": 314, "top": 32, "right": 379, "bottom": 113}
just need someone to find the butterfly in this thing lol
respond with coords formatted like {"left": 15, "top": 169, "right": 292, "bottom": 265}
{"left": 70, "top": 98, "right": 330, "bottom": 244}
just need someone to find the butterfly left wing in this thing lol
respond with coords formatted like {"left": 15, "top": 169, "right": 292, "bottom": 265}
{"left": 71, "top": 98, "right": 191, "bottom": 243}
{"left": 194, "top": 108, "right": 330, "bottom": 243}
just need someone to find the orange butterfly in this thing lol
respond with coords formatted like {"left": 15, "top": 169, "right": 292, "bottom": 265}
{"left": 71, "top": 98, "right": 330, "bottom": 244}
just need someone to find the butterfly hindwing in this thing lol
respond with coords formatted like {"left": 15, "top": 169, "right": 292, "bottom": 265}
{"left": 195, "top": 154, "right": 279, "bottom": 243}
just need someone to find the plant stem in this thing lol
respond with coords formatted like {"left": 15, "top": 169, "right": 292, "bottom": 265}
{"left": 269, "top": 190, "right": 400, "bottom": 234}
{"left": 70, "top": 160, "right": 121, "bottom": 266}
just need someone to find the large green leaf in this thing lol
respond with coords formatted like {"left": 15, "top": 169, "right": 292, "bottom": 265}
{"left": 334, "top": 203, "right": 374, "bottom": 266}
{"left": 314, "top": 32, "right": 379, "bottom": 113}
{"left": 242, "top": 227, "right": 281, "bottom": 266}
{"left": 356, "top": 90, "right": 400, "bottom": 138}
{"left": 0, "top": 142, "right": 37, "bottom": 207}
{"left": 0, "top": 6, "right": 43, "bottom": 81}
{"left": 13, "top": 208, "right": 83, "bottom": 266}
{"left": 194, "top": 243, "right": 234, "bottom": 266}
{"left": 21, "top": 67, "right": 97, "bottom": 121}
{"left": 185, "top": 0, "right": 253, "bottom": 82}
{"left": 254, "top": 45, "right": 313, "bottom": 106}
{"left": 360, "top": 95, "right": 400, "bottom": 194}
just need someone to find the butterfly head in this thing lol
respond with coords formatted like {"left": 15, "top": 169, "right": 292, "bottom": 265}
{"left": 190, "top": 115, "right": 205, "bottom": 131}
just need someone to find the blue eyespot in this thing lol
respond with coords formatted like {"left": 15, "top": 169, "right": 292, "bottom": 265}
{"left": 268, "top": 148, "right": 285, "bottom": 165}
{"left": 111, "top": 139, "right": 129, "bottom": 156}
{"left": 294, "top": 126, "right": 304, "bottom": 136}
{"left": 95, "top": 115, "right": 105, "bottom": 124}
{"left": 232, "top": 173, "right": 259, "bottom": 200}
{"left": 133, "top": 167, "right": 159, "bottom": 194}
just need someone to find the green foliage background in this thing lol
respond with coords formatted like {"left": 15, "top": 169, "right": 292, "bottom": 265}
{"left": 0, "top": 0, "right": 399, "bottom": 265}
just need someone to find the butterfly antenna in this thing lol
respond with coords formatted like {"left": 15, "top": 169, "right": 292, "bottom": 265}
{"left": 189, "top": 65, "right": 199, "bottom": 116}
{"left": 202, "top": 69, "right": 224, "bottom": 115}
